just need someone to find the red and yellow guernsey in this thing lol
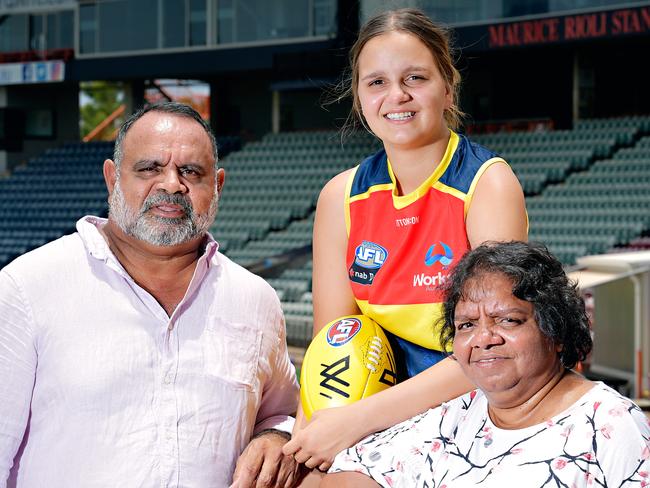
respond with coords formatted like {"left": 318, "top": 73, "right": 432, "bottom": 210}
{"left": 345, "top": 130, "right": 507, "bottom": 351}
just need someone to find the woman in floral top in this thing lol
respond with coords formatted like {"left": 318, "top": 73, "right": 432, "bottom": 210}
{"left": 323, "top": 242, "right": 650, "bottom": 487}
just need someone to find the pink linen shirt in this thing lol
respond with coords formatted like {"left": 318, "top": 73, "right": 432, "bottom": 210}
{"left": 0, "top": 216, "right": 299, "bottom": 487}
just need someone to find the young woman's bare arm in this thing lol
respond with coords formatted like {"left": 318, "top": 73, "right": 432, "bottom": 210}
{"left": 310, "top": 169, "right": 361, "bottom": 332}
{"left": 466, "top": 162, "right": 528, "bottom": 246}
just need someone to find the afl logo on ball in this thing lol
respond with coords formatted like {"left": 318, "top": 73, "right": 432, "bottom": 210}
{"left": 326, "top": 317, "right": 362, "bottom": 347}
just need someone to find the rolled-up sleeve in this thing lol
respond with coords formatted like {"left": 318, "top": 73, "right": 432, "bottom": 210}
{"left": 253, "top": 296, "right": 299, "bottom": 436}
{"left": 0, "top": 271, "right": 36, "bottom": 485}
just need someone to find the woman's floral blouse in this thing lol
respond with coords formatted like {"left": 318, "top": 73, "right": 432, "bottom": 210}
{"left": 330, "top": 382, "right": 650, "bottom": 488}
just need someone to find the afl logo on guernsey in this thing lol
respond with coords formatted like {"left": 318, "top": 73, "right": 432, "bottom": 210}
{"left": 349, "top": 241, "right": 388, "bottom": 286}
{"left": 327, "top": 317, "right": 362, "bottom": 347}
{"left": 354, "top": 241, "right": 388, "bottom": 269}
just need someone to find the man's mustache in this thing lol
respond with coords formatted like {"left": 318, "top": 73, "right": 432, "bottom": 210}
{"left": 140, "top": 192, "right": 193, "bottom": 217}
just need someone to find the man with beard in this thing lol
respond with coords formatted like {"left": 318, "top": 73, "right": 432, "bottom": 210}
{"left": 0, "top": 102, "right": 301, "bottom": 487}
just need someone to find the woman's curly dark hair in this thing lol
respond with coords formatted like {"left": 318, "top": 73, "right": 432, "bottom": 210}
{"left": 439, "top": 241, "right": 592, "bottom": 369}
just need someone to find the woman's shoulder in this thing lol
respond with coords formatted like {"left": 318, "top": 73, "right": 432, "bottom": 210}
{"left": 319, "top": 167, "right": 357, "bottom": 203}
{"left": 569, "top": 382, "right": 650, "bottom": 434}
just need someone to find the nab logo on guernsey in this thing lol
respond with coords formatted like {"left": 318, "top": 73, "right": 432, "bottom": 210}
{"left": 349, "top": 241, "right": 388, "bottom": 286}
{"left": 326, "top": 318, "right": 362, "bottom": 347}
{"left": 424, "top": 242, "right": 453, "bottom": 267}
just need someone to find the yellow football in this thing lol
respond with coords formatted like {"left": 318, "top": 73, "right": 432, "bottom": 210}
{"left": 300, "top": 315, "right": 397, "bottom": 420}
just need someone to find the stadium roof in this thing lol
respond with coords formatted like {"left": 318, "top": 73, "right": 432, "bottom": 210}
{"left": 569, "top": 251, "right": 650, "bottom": 289}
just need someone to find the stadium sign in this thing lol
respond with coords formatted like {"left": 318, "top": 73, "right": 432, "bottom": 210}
{"left": 0, "top": 0, "right": 74, "bottom": 14}
{"left": 458, "top": 5, "right": 650, "bottom": 51}
{"left": 0, "top": 61, "right": 65, "bottom": 86}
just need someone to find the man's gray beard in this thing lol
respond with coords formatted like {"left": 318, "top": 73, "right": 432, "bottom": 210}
{"left": 108, "top": 179, "right": 218, "bottom": 247}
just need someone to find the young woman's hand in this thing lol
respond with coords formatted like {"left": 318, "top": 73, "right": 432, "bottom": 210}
{"left": 282, "top": 404, "right": 366, "bottom": 472}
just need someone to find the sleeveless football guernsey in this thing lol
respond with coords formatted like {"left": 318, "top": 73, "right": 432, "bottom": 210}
{"left": 345, "top": 130, "right": 507, "bottom": 353}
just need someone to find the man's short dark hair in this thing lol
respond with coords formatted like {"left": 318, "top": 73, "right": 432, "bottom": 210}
{"left": 113, "top": 102, "right": 218, "bottom": 169}
{"left": 440, "top": 241, "right": 593, "bottom": 369}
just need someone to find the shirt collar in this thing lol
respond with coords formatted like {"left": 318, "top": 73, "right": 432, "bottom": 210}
{"left": 75, "top": 215, "right": 220, "bottom": 267}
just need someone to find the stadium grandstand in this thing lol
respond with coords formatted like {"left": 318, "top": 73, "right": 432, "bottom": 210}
{"left": 1, "top": 0, "right": 650, "bottom": 396}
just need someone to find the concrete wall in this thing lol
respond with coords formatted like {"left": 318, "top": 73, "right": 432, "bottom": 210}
{"left": 592, "top": 278, "right": 636, "bottom": 374}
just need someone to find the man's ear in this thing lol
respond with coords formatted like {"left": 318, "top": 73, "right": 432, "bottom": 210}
{"left": 103, "top": 159, "right": 117, "bottom": 195}
{"left": 216, "top": 167, "right": 225, "bottom": 196}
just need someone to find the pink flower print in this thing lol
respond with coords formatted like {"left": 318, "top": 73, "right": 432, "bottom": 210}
{"left": 546, "top": 419, "right": 555, "bottom": 427}
{"left": 395, "top": 460, "right": 404, "bottom": 472}
{"left": 482, "top": 426, "right": 493, "bottom": 446}
{"left": 582, "top": 453, "right": 594, "bottom": 461}
{"left": 510, "top": 448, "right": 523, "bottom": 455}
{"left": 470, "top": 390, "right": 477, "bottom": 401}
{"left": 384, "top": 475, "right": 394, "bottom": 487}
{"left": 639, "top": 471, "right": 649, "bottom": 478}
{"left": 553, "top": 458, "right": 568, "bottom": 470}
{"left": 585, "top": 472, "right": 595, "bottom": 484}
{"left": 593, "top": 402, "right": 601, "bottom": 411}
{"left": 608, "top": 405, "right": 627, "bottom": 417}
{"left": 599, "top": 423, "right": 614, "bottom": 440}
{"left": 641, "top": 481, "right": 648, "bottom": 488}
{"left": 441, "top": 405, "right": 449, "bottom": 416}
{"left": 431, "top": 441, "right": 442, "bottom": 452}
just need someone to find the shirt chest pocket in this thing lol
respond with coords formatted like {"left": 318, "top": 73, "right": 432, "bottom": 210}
{"left": 204, "top": 317, "right": 262, "bottom": 390}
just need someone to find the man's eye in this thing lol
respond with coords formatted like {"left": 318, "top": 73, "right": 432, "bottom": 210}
{"left": 456, "top": 322, "right": 473, "bottom": 331}
{"left": 181, "top": 168, "right": 198, "bottom": 176}
{"left": 369, "top": 79, "right": 384, "bottom": 87}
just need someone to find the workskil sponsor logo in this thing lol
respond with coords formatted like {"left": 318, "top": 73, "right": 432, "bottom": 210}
{"left": 412, "top": 271, "right": 446, "bottom": 288}
{"left": 424, "top": 242, "right": 453, "bottom": 267}
{"left": 412, "top": 242, "right": 453, "bottom": 291}
{"left": 349, "top": 240, "right": 388, "bottom": 285}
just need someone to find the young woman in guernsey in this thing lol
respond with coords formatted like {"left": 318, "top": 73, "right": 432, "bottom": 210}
{"left": 283, "top": 7, "right": 528, "bottom": 481}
